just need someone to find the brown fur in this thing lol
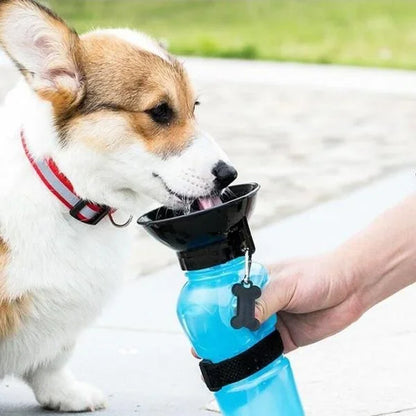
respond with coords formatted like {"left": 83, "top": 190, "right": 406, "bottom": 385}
{"left": 62, "top": 34, "right": 197, "bottom": 157}
{"left": 0, "top": 237, "right": 9, "bottom": 297}
{"left": 0, "top": 238, "right": 30, "bottom": 338}
{"left": 0, "top": 296, "right": 31, "bottom": 338}
{"left": 0, "top": 1, "right": 197, "bottom": 157}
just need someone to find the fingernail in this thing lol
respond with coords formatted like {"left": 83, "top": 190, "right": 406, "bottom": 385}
{"left": 255, "top": 299, "right": 266, "bottom": 323}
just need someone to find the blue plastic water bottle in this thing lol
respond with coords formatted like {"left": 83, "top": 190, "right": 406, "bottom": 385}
{"left": 138, "top": 183, "right": 304, "bottom": 416}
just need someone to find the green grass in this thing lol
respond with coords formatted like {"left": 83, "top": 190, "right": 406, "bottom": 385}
{"left": 44, "top": 0, "right": 416, "bottom": 69}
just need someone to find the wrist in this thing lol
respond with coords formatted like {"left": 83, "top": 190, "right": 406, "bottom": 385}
{"left": 329, "top": 245, "right": 366, "bottom": 309}
{"left": 333, "top": 198, "right": 416, "bottom": 313}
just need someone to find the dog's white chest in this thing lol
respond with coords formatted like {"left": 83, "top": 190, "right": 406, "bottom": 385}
{"left": 0, "top": 217, "right": 129, "bottom": 376}
{"left": 0, "top": 84, "right": 134, "bottom": 379}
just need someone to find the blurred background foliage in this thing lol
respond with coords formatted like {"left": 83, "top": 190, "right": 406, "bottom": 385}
{"left": 45, "top": 0, "right": 416, "bottom": 69}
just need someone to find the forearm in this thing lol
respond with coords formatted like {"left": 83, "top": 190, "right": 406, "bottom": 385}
{"left": 335, "top": 195, "right": 416, "bottom": 313}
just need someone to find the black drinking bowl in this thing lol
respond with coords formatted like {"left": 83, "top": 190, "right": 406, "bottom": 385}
{"left": 137, "top": 183, "right": 260, "bottom": 270}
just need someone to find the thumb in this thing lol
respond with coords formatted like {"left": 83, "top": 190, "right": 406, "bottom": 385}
{"left": 255, "top": 270, "right": 296, "bottom": 323}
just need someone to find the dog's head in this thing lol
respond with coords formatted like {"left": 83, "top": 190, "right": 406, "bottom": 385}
{"left": 0, "top": 0, "right": 237, "bottom": 212}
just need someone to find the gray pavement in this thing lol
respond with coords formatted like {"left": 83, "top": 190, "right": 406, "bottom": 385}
{"left": 186, "top": 58, "right": 416, "bottom": 228}
{"left": 1, "top": 169, "right": 415, "bottom": 416}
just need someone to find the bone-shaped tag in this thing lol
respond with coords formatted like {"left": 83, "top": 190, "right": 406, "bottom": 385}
{"left": 231, "top": 282, "right": 261, "bottom": 331}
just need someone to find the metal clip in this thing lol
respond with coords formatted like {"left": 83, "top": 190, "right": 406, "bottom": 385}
{"left": 243, "top": 247, "right": 252, "bottom": 286}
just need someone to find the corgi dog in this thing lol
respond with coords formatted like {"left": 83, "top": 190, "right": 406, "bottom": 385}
{"left": 0, "top": 0, "right": 237, "bottom": 411}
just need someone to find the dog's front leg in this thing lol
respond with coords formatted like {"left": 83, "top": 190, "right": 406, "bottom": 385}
{"left": 24, "top": 345, "right": 106, "bottom": 412}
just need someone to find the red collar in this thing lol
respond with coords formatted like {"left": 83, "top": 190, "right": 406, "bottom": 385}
{"left": 21, "top": 130, "right": 112, "bottom": 225}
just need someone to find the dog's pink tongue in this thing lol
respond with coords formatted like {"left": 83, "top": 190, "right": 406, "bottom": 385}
{"left": 197, "top": 196, "right": 222, "bottom": 210}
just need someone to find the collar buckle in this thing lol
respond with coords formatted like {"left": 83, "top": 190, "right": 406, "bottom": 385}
{"left": 70, "top": 199, "right": 111, "bottom": 225}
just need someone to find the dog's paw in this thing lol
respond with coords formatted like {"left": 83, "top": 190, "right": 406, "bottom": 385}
{"left": 36, "top": 381, "right": 106, "bottom": 412}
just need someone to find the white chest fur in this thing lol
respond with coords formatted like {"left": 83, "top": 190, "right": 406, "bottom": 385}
{"left": 0, "top": 83, "right": 131, "bottom": 377}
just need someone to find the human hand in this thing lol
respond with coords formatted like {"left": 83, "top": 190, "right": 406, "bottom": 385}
{"left": 256, "top": 196, "right": 416, "bottom": 353}
{"left": 255, "top": 254, "right": 363, "bottom": 353}
{"left": 192, "top": 196, "right": 416, "bottom": 358}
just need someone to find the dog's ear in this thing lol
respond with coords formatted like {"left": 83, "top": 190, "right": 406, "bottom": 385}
{"left": 0, "top": 0, "right": 84, "bottom": 114}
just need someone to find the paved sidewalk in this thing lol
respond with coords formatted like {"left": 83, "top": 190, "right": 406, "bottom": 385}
{"left": 1, "top": 169, "right": 415, "bottom": 416}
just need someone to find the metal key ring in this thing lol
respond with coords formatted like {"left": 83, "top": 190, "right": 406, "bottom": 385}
{"left": 108, "top": 212, "right": 133, "bottom": 228}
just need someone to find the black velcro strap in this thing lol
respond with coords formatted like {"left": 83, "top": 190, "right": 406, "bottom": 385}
{"left": 199, "top": 330, "right": 284, "bottom": 392}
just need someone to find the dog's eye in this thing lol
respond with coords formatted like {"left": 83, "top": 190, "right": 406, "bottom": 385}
{"left": 145, "top": 103, "right": 174, "bottom": 125}
{"left": 194, "top": 101, "right": 200, "bottom": 112}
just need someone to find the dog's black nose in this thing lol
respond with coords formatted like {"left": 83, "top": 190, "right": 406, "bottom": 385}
{"left": 212, "top": 161, "right": 238, "bottom": 189}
